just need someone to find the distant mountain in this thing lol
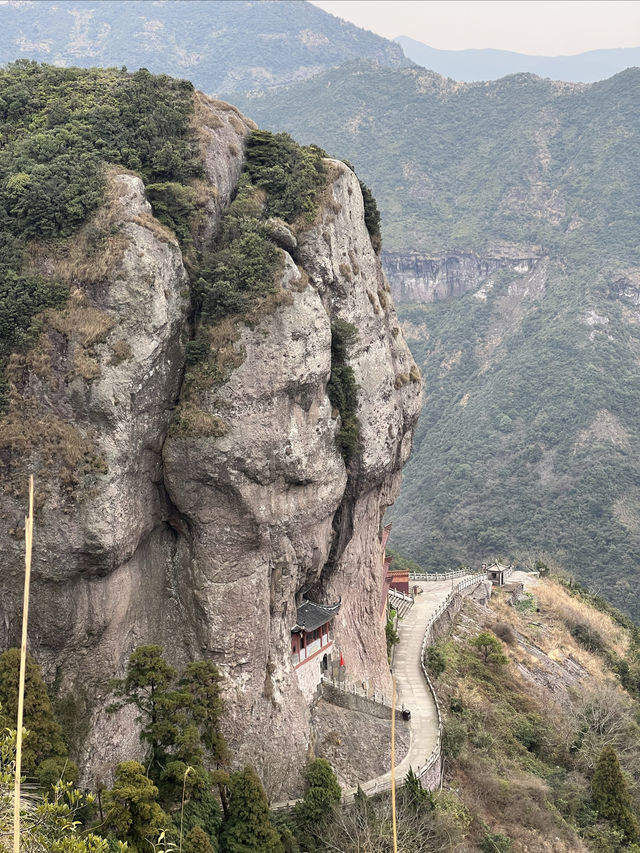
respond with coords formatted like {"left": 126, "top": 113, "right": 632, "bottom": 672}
{"left": 234, "top": 63, "right": 640, "bottom": 615}
{"left": 396, "top": 35, "right": 640, "bottom": 83}
{"left": 0, "top": 0, "right": 408, "bottom": 94}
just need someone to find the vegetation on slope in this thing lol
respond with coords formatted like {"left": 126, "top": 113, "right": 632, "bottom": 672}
{"left": 0, "top": 60, "right": 199, "bottom": 410}
{"left": 235, "top": 63, "right": 640, "bottom": 259}
{"left": 0, "top": 0, "right": 408, "bottom": 96}
{"left": 427, "top": 577, "right": 640, "bottom": 851}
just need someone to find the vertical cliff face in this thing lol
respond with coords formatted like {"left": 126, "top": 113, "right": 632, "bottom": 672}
{"left": 382, "top": 249, "right": 541, "bottom": 303}
{"left": 0, "top": 102, "right": 421, "bottom": 797}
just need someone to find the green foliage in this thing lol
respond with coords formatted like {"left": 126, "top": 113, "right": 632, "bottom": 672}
{"left": 479, "top": 831, "right": 514, "bottom": 853}
{"left": 327, "top": 320, "right": 360, "bottom": 463}
{"left": 102, "top": 760, "right": 170, "bottom": 850}
{"left": 0, "top": 61, "right": 199, "bottom": 409}
{"left": 385, "top": 615, "right": 399, "bottom": 660}
{"left": 183, "top": 825, "right": 216, "bottom": 853}
{"left": 196, "top": 230, "right": 281, "bottom": 325}
{"left": 0, "top": 648, "right": 72, "bottom": 781}
{"left": 219, "top": 767, "right": 283, "bottom": 853}
{"left": 425, "top": 645, "right": 447, "bottom": 677}
{"left": 293, "top": 759, "right": 341, "bottom": 852}
{"left": 109, "top": 647, "right": 227, "bottom": 791}
{"left": 400, "top": 766, "right": 432, "bottom": 813}
{"left": 0, "top": 725, "right": 121, "bottom": 852}
{"left": 145, "top": 182, "right": 197, "bottom": 244}
{"left": 244, "top": 130, "right": 325, "bottom": 224}
{"left": 470, "top": 632, "right": 508, "bottom": 666}
{"left": 591, "top": 745, "right": 639, "bottom": 841}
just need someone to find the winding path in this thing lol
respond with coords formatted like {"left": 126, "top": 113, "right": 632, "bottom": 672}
{"left": 273, "top": 574, "right": 479, "bottom": 808}
{"left": 354, "top": 576, "right": 476, "bottom": 797}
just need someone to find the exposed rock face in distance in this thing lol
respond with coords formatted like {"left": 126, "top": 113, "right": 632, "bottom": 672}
{"left": 382, "top": 250, "right": 540, "bottom": 303}
{"left": 0, "top": 102, "right": 421, "bottom": 798}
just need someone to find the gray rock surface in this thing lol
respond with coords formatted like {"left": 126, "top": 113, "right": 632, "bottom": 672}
{"left": 0, "top": 106, "right": 421, "bottom": 798}
{"left": 382, "top": 249, "right": 541, "bottom": 303}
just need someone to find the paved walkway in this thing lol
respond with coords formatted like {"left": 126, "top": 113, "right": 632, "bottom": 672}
{"left": 273, "top": 575, "right": 478, "bottom": 806}
{"left": 355, "top": 576, "right": 476, "bottom": 796}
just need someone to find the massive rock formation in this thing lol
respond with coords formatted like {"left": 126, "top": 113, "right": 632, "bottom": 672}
{"left": 382, "top": 249, "right": 541, "bottom": 303}
{"left": 0, "top": 99, "right": 421, "bottom": 796}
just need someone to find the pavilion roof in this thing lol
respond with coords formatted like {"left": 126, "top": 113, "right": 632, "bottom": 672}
{"left": 293, "top": 600, "right": 341, "bottom": 632}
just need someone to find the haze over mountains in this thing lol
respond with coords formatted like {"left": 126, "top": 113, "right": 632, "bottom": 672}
{"left": 396, "top": 35, "right": 640, "bottom": 83}
{"left": 0, "top": 0, "right": 408, "bottom": 94}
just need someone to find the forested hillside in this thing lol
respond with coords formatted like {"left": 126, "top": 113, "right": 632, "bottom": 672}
{"left": 0, "top": 0, "right": 408, "bottom": 95}
{"left": 236, "top": 63, "right": 640, "bottom": 615}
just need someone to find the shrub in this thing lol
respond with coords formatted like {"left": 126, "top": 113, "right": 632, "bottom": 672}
{"left": 492, "top": 622, "right": 516, "bottom": 645}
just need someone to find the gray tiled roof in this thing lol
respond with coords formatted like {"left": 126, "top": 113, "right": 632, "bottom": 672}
{"left": 293, "top": 600, "right": 341, "bottom": 632}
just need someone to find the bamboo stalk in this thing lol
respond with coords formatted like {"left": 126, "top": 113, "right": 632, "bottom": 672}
{"left": 391, "top": 675, "right": 397, "bottom": 853}
{"left": 13, "top": 475, "right": 34, "bottom": 853}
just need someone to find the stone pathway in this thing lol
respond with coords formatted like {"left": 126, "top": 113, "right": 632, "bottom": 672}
{"left": 350, "top": 576, "right": 477, "bottom": 797}
{"left": 273, "top": 575, "right": 477, "bottom": 807}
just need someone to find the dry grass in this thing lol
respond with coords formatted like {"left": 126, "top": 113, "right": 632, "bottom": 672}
{"left": 170, "top": 402, "right": 229, "bottom": 438}
{"left": 131, "top": 213, "right": 177, "bottom": 245}
{"left": 535, "top": 579, "right": 630, "bottom": 659}
{"left": 367, "top": 290, "right": 380, "bottom": 313}
{"left": 338, "top": 262, "right": 352, "bottom": 282}
{"left": 409, "top": 364, "right": 421, "bottom": 383}
{"left": 26, "top": 168, "right": 131, "bottom": 286}
{"left": 0, "top": 400, "right": 106, "bottom": 490}
{"left": 394, "top": 373, "right": 409, "bottom": 388}
{"left": 45, "top": 288, "right": 114, "bottom": 348}
{"left": 377, "top": 287, "right": 388, "bottom": 308}
{"left": 109, "top": 340, "right": 133, "bottom": 365}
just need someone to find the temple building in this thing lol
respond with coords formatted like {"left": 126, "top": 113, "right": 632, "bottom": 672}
{"left": 291, "top": 600, "right": 340, "bottom": 699}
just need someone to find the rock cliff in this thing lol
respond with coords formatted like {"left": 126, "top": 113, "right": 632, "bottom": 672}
{"left": 382, "top": 249, "right": 540, "bottom": 303}
{"left": 0, "top": 100, "right": 421, "bottom": 796}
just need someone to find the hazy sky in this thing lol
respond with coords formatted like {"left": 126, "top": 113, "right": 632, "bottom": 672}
{"left": 309, "top": 1, "right": 640, "bottom": 55}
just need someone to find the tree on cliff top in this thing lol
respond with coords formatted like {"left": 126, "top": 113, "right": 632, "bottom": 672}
{"left": 591, "top": 745, "right": 639, "bottom": 841}
{"left": 219, "top": 767, "right": 283, "bottom": 853}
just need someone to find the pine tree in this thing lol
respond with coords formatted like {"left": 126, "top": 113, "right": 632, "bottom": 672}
{"left": 0, "top": 648, "right": 70, "bottom": 778}
{"left": 183, "top": 825, "right": 216, "bottom": 853}
{"left": 103, "top": 760, "right": 172, "bottom": 850}
{"left": 591, "top": 745, "right": 639, "bottom": 841}
{"left": 219, "top": 767, "right": 284, "bottom": 853}
{"left": 470, "top": 631, "right": 508, "bottom": 665}
{"left": 293, "top": 758, "right": 341, "bottom": 851}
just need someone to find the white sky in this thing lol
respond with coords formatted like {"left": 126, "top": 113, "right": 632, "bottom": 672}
{"left": 309, "top": 1, "right": 640, "bottom": 55}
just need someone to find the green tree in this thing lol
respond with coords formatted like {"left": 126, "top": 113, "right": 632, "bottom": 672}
{"left": 0, "top": 648, "right": 72, "bottom": 780}
{"left": 219, "top": 767, "right": 283, "bottom": 853}
{"left": 400, "top": 767, "right": 432, "bottom": 813}
{"left": 110, "top": 645, "right": 178, "bottom": 773}
{"left": 179, "top": 661, "right": 228, "bottom": 767}
{"left": 293, "top": 759, "right": 341, "bottom": 850}
{"left": 183, "top": 825, "right": 216, "bottom": 853}
{"left": 470, "top": 632, "right": 508, "bottom": 666}
{"left": 591, "top": 745, "right": 639, "bottom": 841}
{"left": 102, "top": 760, "right": 171, "bottom": 851}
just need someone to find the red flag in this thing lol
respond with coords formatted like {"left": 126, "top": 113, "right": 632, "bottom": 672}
{"left": 339, "top": 652, "right": 344, "bottom": 667}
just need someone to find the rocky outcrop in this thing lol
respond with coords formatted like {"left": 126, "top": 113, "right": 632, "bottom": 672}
{"left": 0, "top": 106, "right": 421, "bottom": 798}
{"left": 382, "top": 249, "right": 540, "bottom": 303}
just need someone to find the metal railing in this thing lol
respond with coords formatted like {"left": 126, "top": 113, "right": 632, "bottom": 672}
{"left": 409, "top": 568, "right": 474, "bottom": 581}
{"left": 414, "top": 573, "right": 485, "bottom": 785}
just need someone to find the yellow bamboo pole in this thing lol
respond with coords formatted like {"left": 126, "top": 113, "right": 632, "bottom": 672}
{"left": 391, "top": 675, "right": 398, "bottom": 853}
{"left": 13, "top": 475, "right": 34, "bottom": 853}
